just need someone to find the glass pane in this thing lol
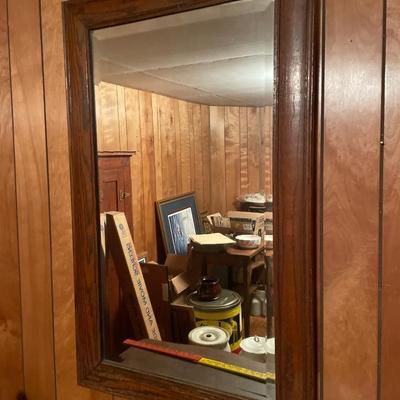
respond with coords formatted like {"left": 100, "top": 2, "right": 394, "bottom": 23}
{"left": 91, "top": 1, "right": 275, "bottom": 398}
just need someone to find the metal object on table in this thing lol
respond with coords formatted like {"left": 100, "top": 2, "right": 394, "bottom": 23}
{"left": 197, "top": 276, "right": 222, "bottom": 301}
{"left": 250, "top": 288, "right": 267, "bottom": 317}
{"left": 187, "top": 289, "right": 243, "bottom": 352}
{"left": 188, "top": 326, "right": 230, "bottom": 352}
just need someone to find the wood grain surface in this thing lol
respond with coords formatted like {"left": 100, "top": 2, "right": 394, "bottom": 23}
{"left": 64, "top": 0, "right": 319, "bottom": 399}
{"left": 323, "top": 0, "right": 382, "bottom": 399}
{"left": 240, "top": 107, "right": 249, "bottom": 195}
{"left": 247, "top": 107, "right": 261, "bottom": 193}
{"left": 41, "top": 0, "right": 114, "bottom": 398}
{"left": 201, "top": 105, "right": 211, "bottom": 212}
{"left": 9, "top": 0, "right": 400, "bottom": 398}
{"left": 381, "top": 1, "right": 400, "bottom": 399}
{"left": 94, "top": 84, "right": 272, "bottom": 260}
{"left": 0, "top": 0, "right": 388, "bottom": 399}
{"left": 139, "top": 90, "right": 158, "bottom": 263}
{"left": 262, "top": 107, "right": 273, "bottom": 196}
{"left": 225, "top": 107, "right": 241, "bottom": 210}
{"left": 178, "top": 100, "right": 192, "bottom": 193}
{"left": 192, "top": 104, "right": 204, "bottom": 208}
{"left": 8, "top": 0, "right": 56, "bottom": 398}
{"left": 273, "top": 0, "right": 319, "bottom": 398}
{"left": 0, "top": 0, "right": 272, "bottom": 398}
{"left": 41, "top": 0, "right": 83, "bottom": 397}
{"left": 0, "top": 0, "right": 24, "bottom": 398}
{"left": 210, "top": 106, "right": 227, "bottom": 213}
{"left": 152, "top": 93, "right": 163, "bottom": 200}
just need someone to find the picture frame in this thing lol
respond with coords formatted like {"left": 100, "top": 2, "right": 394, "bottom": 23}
{"left": 156, "top": 192, "right": 202, "bottom": 255}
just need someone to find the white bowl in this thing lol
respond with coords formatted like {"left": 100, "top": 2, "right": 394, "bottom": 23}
{"left": 264, "top": 338, "right": 275, "bottom": 355}
{"left": 236, "top": 234, "right": 261, "bottom": 249}
{"left": 239, "top": 336, "right": 266, "bottom": 363}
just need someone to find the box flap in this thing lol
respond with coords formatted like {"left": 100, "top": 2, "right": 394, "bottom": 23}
{"left": 165, "top": 254, "right": 189, "bottom": 276}
{"left": 190, "top": 233, "right": 235, "bottom": 245}
{"left": 227, "top": 210, "right": 266, "bottom": 220}
{"left": 170, "top": 271, "right": 192, "bottom": 295}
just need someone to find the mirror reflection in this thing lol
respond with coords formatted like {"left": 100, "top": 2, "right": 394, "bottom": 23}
{"left": 92, "top": 1, "right": 275, "bottom": 398}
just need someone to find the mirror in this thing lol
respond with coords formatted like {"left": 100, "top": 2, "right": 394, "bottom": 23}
{"left": 63, "top": 0, "right": 319, "bottom": 397}
{"left": 91, "top": 0, "right": 275, "bottom": 398}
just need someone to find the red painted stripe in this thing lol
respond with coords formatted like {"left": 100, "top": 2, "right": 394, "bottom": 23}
{"left": 123, "top": 339, "right": 202, "bottom": 362}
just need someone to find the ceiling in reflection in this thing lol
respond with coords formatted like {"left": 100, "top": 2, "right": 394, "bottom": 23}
{"left": 92, "top": 0, "right": 274, "bottom": 106}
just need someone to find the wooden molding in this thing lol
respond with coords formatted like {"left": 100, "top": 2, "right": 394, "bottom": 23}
{"left": 63, "top": 0, "right": 319, "bottom": 399}
{"left": 98, "top": 151, "right": 136, "bottom": 157}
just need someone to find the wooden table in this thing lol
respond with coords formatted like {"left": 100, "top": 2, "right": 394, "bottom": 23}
{"left": 264, "top": 249, "right": 273, "bottom": 338}
{"left": 190, "top": 244, "right": 267, "bottom": 337}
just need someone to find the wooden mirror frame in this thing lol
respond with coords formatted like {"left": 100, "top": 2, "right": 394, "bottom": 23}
{"left": 63, "top": 0, "right": 319, "bottom": 399}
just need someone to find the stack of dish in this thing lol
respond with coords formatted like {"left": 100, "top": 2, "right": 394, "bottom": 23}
{"left": 235, "top": 234, "right": 262, "bottom": 249}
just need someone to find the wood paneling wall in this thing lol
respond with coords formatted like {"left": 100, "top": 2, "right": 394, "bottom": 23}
{"left": 95, "top": 82, "right": 273, "bottom": 260}
{"left": 0, "top": 0, "right": 113, "bottom": 399}
{"left": 0, "top": 0, "right": 24, "bottom": 398}
{"left": 8, "top": 0, "right": 57, "bottom": 398}
{"left": 1, "top": 0, "right": 400, "bottom": 399}
{"left": 321, "top": 0, "right": 400, "bottom": 399}
{"left": 323, "top": 0, "right": 381, "bottom": 397}
{"left": 381, "top": 1, "right": 400, "bottom": 399}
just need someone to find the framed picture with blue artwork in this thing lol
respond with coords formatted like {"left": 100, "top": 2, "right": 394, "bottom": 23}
{"left": 156, "top": 192, "right": 202, "bottom": 255}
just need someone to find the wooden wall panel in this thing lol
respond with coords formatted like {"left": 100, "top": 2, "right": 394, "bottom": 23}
{"left": 2, "top": 0, "right": 400, "bottom": 398}
{"left": 158, "top": 94, "right": 179, "bottom": 199}
{"left": 96, "top": 82, "right": 121, "bottom": 151}
{"left": 95, "top": 83, "right": 272, "bottom": 258}
{"left": 10, "top": 0, "right": 113, "bottom": 398}
{"left": 40, "top": 0, "right": 83, "bottom": 397}
{"left": 139, "top": 90, "right": 158, "bottom": 262}
{"left": 247, "top": 107, "right": 261, "bottom": 193}
{"left": 95, "top": 84, "right": 105, "bottom": 151}
{"left": 381, "top": 1, "right": 400, "bottom": 398}
{"left": 152, "top": 94, "right": 163, "bottom": 200}
{"left": 192, "top": 104, "right": 205, "bottom": 209}
{"left": 201, "top": 105, "right": 211, "bottom": 212}
{"left": 125, "top": 88, "right": 140, "bottom": 152}
{"left": 187, "top": 103, "right": 196, "bottom": 195}
{"left": 323, "top": 0, "right": 382, "bottom": 399}
{"left": 192, "top": 104, "right": 204, "bottom": 209}
{"left": 8, "top": 0, "right": 56, "bottom": 398}
{"left": 262, "top": 107, "right": 273, "bottom": 196}
{"left": 177, "top": 100, "right": 192, "bottom": 194}
{"left": 0, "top": 1, "right": 24, "bottom": 398}
{"left": 239, "top": 107, "right": 249, "bottom": 195}
{"left": 209, "top": 106, "right": 227, "bottom": 213}
{"left": 174, "top": 100, "right": 183, "bottom": 195}
{"left": 224, "top": 107, "right": 240, "bottom": 211}
{"left": 125, "top": 88, "right": 146, "bottom": 253}
{"left": 117, "top": 86, "right": 127, "bottom": 151}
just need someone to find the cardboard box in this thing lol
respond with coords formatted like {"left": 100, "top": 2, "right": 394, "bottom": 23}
{"left": 227, "top": 210, "right": 271, "bottom": 236}
{"left": 140, "top": 255, "right": 198, "bottom": 343}
{"left": 165, "top": 253, "right": 202, "bottom": 298}
{"left": 106, "top": 212, "right": 162, "bottom": 341}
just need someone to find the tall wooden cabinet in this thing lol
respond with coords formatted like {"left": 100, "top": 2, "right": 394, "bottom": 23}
{"left": 98, "top": 152, "right": 134, "bottom": 359}
{"left": 98, "top": 152, "right": 133, "bottom": 231}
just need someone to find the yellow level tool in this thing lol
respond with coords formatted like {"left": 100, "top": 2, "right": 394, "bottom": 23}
{"left": 124, "top": 339, "right": 275, "bottom": 383}
{"left": 198, "top": 357, "right": 275, "bottom": 382}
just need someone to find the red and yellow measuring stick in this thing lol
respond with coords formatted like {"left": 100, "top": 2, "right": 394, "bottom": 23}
{"left": 124, "top": 339, "right": 275, "bottom": 383}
